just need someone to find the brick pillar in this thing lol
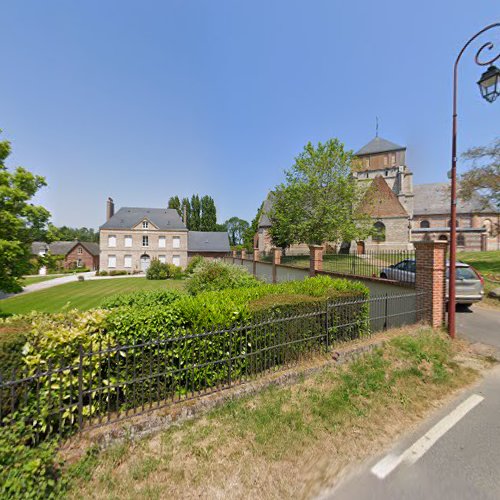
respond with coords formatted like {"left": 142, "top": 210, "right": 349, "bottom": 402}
{"left": 232, "top": 250, "right": 237, "bottom": 258}
{"left": 241, "top": 249, "right": 247, "bottom": 260}
{"left": 253, "top": 248, "right": 259, "bottom": 276}
{"left": 414, "top": 241, "right": 447, "bottom": 328}
{"left": 272, "top": 247, "right": 281, "bottom": 283}
{"left": 309, "top": 245, "right": 324, "bottom": 277}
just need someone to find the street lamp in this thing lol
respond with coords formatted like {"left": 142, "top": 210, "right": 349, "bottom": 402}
{"left": 449, "top": 23, "right": 500, "bottom": 339}
{"left": 477, "top": 65, "right": 500, "bottom": 102}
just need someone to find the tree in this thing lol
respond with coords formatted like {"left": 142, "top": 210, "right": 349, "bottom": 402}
{"left": 0, "top": 131, "right": 50, "bottom": 292}
{"left": 180, "top": 197, "right": 191, "bottom": 227}
{"left": 243, "top": 202, "right": 263, "bottom": 250}
{"left": 190, "top": 194, "right": 201, "bottom": 231}
{"left": 168, "top": 195, "right": 181, "bottom": 217}
{"left": 269, "top": 138, "right": 370, "bottom": 247}
{"left": 460, "top": 137, "right": 499, "bottom": 209}
{"left": 200, "top": 195, "right": 217, "bottom": 231}
{"left": 47, "top": 224, "right": 99, "bottom": 243}
{"left": 224, "top": 217, "right": 249, "bottom": 246}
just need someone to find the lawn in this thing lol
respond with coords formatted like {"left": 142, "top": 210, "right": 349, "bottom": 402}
{"left": 21, "top": 275, "right": 62, "bottom": 286}
{"left": 0, "top": 278, "right": 185, "bottom": 316}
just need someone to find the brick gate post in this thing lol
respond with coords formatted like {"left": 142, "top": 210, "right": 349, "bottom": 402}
{"left": 241, "top": 249, "right": 247, "bottom": 260}
{"left": 414, "top": 241, "right": 447, "bottom": 328}
{"left": 272, "top": 247, "right": 281, "bottom": 283}
{"left": 253, "top": 248, "right": 260, "bottom": 276}
{"left": 309, "top": 245, "right": 324, "bottom": 277}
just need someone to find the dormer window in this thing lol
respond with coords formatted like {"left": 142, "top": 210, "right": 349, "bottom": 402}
{"left": 142, "top": 221, "right": 149, "bottom": 229}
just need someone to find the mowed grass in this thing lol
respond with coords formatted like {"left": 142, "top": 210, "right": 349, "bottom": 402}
{"left": 21, "top": 275, "right": 61, "bottom": 286}
{"left": 0, "top": 278, "right": 185, "bottom": 315}
{"left": 67, "top": 328, "right": 481, "bottom": 500}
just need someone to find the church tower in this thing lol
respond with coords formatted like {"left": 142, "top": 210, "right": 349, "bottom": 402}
{"left": 354, "top": 136, "right": 414, "bottom": 217}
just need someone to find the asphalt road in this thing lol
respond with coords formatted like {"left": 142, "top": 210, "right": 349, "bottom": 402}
{"left": 324, "top": 305, "right": 500, "bottom": 500}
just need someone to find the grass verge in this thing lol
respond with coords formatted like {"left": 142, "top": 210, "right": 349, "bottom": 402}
{"left": 0, "top": 278, "right": 185, "bottom": 315}
{"left": 66, "top": 327, "right": 486, "bottom": 500}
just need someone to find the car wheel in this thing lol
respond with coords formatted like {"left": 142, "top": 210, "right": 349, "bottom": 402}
{"left": 380, "top": 273, "right": 387, "bottom": 279}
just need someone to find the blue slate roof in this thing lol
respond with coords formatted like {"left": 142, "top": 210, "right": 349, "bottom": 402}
{"left": 100, "top": 207, "right": 187, "bottom": 230}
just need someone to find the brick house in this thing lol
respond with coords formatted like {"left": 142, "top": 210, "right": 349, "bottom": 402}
{"left": 99, "top": 198, "right": 230, "bottom": 272}
{"left": 31, "top": 241, "right": 99, "bottom": 270}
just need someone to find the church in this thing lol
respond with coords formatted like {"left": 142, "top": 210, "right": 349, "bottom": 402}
{"left": 257, "top": 136, "right": 497, "bottom": 254}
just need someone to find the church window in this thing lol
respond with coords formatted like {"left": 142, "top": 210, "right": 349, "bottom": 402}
{"left": 420, "top": 220, "right": 430, "bottom": 228}
{"left": 457, "top": 234, "right": 465, "bottom": 246}
{"left": 372, "top": 221, "right": 386, "bottom": 242}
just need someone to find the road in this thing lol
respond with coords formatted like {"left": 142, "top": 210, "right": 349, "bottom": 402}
{"left": 325, "top": 305, "right": 500, "bottom": 500}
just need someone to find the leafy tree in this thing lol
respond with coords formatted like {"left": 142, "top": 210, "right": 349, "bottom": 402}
{"left": 200, "top": 195, "right": 217, "bottom": 231}
{"left": 460, "top": 137, "right": 499, "bottom": 209}
{"left": 190, "top": 194, "right": 201, "bottom": 231}
{"left": 269, "top": 138, "right": 370, "bottom": 247}
{"left": 47, "top": 224, "right": 99, "bottom": 243}
{"left": 243, "top": 202, "right": 264, "bottom": 250}
{"left": 223, "top": 217, "right": 249, "bottom": 245}
{"left": 0, "top": 131, "right": 50, "bottom": 292}
{"left": 168, "top": 195, "right": 182, "bottom": 217}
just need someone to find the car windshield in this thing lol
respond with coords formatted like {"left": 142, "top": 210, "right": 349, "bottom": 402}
{"left": 445, "top": 267, "right": 478, "bottom": 280}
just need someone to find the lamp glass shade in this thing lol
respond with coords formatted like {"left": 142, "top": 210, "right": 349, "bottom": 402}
{"left": 478, "top": 65, "right": 500, "bottom": 103}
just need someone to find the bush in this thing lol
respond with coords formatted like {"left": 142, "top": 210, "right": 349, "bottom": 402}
{"left": 0, "top": 317, "right": 29, "bottom": 379}
{"left": 0, "top": 419, "right": 62, "bottom": 499}
{"left": 100, "top": 289, "right": 182, "bottom": 309}
{"left": 185, "top": 255, "right": 204, "bottom": 274}
{"left": 186, "top": 260, "right": 260, "bottom": 295}
{"left": 97, "top": 271, "right": 108, "bottom": 276}
{"left": 146, "top": 259, "right": 182, "bottom": 280}
{"left": 109, "top": 270, "right": 127, "bottom": 276}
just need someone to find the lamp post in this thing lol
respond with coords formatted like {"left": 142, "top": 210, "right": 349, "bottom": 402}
{"left": 449, "top": 23, "right": 500, "bottom": 339}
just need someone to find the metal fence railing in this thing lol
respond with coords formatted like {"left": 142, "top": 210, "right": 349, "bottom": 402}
{"left": 0, "top": 292, "right": 424, "bottom": 441}
{"left": 257, "top": 249, "right": 416, "bottom": 284}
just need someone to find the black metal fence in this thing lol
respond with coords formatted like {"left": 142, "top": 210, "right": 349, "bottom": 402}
{"left": 260, "top": 249, "right": 416, "bottom": 284}
{"left": 0, "top": 292, "right": 423, "bottom": 441}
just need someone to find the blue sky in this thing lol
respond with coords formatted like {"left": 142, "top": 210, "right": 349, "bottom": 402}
{"left": 1, "top": 1, "right": 498, "bottom": 228}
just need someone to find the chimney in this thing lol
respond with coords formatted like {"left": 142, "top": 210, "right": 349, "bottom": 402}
{"left": 106, "top": 197, "right": 115, "bottom": 220}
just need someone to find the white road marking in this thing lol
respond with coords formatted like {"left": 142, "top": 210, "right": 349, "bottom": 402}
{"left": 371, "top": 394, "right": 484, "bottom": 479}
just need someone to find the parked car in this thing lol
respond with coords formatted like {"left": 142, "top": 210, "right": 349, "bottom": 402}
{"left": 380, "top": 259, "right": 484, "bottom": 305}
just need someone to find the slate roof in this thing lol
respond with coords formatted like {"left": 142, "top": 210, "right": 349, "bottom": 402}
{"left": 258, "top": 192, "right": 274, "bottom": 227}
{"left": 100, "top": 207, "right": 187, "bottom": 230}
{"left": 413, "top": 183, "right": 496, "bottom": 215}
{"left": 31, "top": 242, "right": 49, "bottom": 255}
{"left": 30, "top": 241, "right": 100, "bottom": 256}
{"left": 188, "top": 231, "right": 230, "bottom": 252}
{"left": 358, "top": 176, "right": 409, "bottom": 218}
{"left": 355, "top": 136, "right": 405, "bottom": 156}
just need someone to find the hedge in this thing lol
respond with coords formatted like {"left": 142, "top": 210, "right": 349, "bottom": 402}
{"left": 3, "top": 276, "right": 369, "bottom": 439}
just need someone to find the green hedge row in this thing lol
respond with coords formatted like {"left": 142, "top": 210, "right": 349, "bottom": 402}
{"left": 3, "top": 276, "right": 368, "bottom": 438}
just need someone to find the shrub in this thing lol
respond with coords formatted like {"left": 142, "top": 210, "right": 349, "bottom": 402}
{"left": 97, "top": 270, "right": 108, "bottom": 276}
{"left": 185, "top": 260, "right": 260, "bottom": 295}
{"left": 146, "top": 260, "right": 183, "bottom": 280}
{"left": 100, "top": 289, "right": 182, "bottom": 309}
{"left": 109, "top": 270, "right": 127, "bottom": 276}
{"left": 185, "top": 255, "right": 204, "bottom": 274}
{"left": 0, "top": 419, "right": 62, "bottom": 499}
{"left": 146, "top": 259, "right": 168, "bottom": 280}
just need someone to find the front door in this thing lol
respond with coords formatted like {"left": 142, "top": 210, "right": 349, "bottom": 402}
{"left": 140, "top": 255, "right": 151, "bottom": 272}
